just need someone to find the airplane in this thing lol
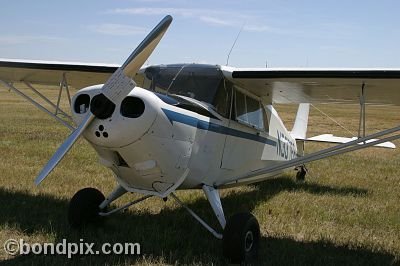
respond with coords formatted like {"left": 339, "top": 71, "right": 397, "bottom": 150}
{"left": 1, "top": 15, "right": 400, "bottom": 263}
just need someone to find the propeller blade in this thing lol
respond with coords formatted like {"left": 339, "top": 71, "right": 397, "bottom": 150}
{"left": 35, "top": 16, "right": 173, "bottom": 185}
{"left": 34, "top": 113, "right": 94, "bottom": 185}
{"left": 102, "top": 15, "right": 172, "bottom": 103}
{"left": 122, "top": 15, "right": 172, "bottom": 77}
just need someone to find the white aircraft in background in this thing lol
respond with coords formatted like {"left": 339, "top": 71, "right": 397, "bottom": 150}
{"left": 1, "top": 15, "right": 400, "bottom": 263}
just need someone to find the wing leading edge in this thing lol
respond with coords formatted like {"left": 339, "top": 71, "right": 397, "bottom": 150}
{"left": 220, "top": 66, "right": 400, "bottom": 105}
{"left": 0, "top": 58, "right": 120, "bottom": 89}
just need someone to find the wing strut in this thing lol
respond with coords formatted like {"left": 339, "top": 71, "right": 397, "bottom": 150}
{"left": 55, "top": 73, "right": 72, "bottom": 116}
{"left": 220, "top": 124, "right": 400, "bottom": 186}
{"left": 23, "top": 81, "right": 71, "bottom": 119}
{"left": 0, "top": 80, "right": 74, "bottom": 130}
{"left": 358, "top": 83, "right": 366, "bottom": 139}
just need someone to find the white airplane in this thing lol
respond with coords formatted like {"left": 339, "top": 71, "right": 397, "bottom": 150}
{"left": 1, "top": 15, "right": 400, "bottom": 263}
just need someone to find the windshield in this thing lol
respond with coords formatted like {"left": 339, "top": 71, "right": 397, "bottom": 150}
{"left": 143, "top": 64, "right": 223, "bottom": 104}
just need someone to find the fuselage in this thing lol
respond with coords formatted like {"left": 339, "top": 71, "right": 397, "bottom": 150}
{"left": 71, "top": 64, "right": 298, "bottom": 197}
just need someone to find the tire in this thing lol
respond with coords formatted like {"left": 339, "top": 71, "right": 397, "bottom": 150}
{"left": 68, "top": 187, "right": 105, "bottom": 228}
{"left": 295, "top": 166, "right": 306, "bottom": 181}
{"left": 296, "top": 170, "right": 306, "bottom": 181}
{"left": 223, "top": 212, "right": 260, "bottom": 264}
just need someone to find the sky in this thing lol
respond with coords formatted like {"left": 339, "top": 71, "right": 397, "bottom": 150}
{"left": 1, "top": 0, "right": 400, "bottom": 68}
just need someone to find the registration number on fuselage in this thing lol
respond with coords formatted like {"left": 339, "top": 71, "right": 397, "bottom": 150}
{"left": 276, "top": 130, "right": 296, "bottom": 160}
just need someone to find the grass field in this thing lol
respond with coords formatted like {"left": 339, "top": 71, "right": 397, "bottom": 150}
{"left": 0, "top": 85, "right": 399, "bottom": 265}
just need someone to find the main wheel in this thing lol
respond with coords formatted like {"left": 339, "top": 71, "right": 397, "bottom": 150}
{"left": 223, "top": 212, "right": 260, "bottom": 263}
{"left": 68, "top": 187, "right": 105, "bottom": 228}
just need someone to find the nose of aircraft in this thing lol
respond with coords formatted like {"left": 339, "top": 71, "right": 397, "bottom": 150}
{"left": 72, "top": 87, "right": 158, "bottom": 148}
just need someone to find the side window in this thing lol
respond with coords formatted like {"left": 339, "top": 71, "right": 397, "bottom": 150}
{"left": 236, "top": 90, "right": 247, "bottom": 124}
{"left": 263, "top": 105, "right": 269, "bottom": 131}
{"left": 246, "top": 96, "right": 264, "bottom": 129}
{"left": 235, "top": 89, "right": 264, "bottom": 130}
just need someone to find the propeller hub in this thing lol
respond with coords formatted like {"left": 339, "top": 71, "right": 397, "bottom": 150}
{"left": 90, "top": 93, "right": 116, "bottom": 120}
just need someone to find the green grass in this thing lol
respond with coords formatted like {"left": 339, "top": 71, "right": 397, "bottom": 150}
{"left": 0, "top": 85, "right": 399, "bottom": 265}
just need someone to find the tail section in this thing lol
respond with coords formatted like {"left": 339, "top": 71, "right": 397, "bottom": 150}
{"left": 290, "top": 103, "right": 310, "bottom": 140}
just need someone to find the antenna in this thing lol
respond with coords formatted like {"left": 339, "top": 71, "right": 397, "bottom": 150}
{"left": 226, "top": 23, "right": 245, "bottom": 66}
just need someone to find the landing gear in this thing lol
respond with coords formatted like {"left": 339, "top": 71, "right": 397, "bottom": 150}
{"left": 68, "top": 184, "right": 261, "bottom": 263}
{"left": 68, "top": 185, "right": 152, "bottom": 228}
{"left": 223, "top": 212, "right": 260, "bottom": 263}
{"left": 295, "top": 165, "right": 307, "bottom": 181}
{"left": 68, "top": 187, "right": 105, "bottom": 228}
{"left": 171, "top": 185, "right": 261, "bottom": 264}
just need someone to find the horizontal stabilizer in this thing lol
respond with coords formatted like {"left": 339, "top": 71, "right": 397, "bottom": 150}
{"left": 305, "top": 134, "right": 396, "bottom": 149}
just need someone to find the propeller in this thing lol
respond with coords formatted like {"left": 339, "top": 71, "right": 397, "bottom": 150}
{"left": 35, "top": 15, "right": 173, "bottom": 185}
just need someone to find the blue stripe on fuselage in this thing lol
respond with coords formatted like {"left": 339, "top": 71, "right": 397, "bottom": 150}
{"left": 162, "top": 108, "right": 276, "bottom": 147}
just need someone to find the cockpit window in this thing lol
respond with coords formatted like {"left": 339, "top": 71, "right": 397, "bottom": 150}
{"left": 144, "top": 64, "right": 223, "bottom": 105}
{"left": 235, "top": 90, "right": 264, "bottom": 130}
{"left": 236, "top": 91, "right": 247, "bottom": 123}
{"left": 212, "top": 79, "right": 232, "bottom": 118}
{"left": 155, "top": 93, "right": 219, "bottom": 120}
{"left": 155, "top": 93, "right": 179, "bottom": 105}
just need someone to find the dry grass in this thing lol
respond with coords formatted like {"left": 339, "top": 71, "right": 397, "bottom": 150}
{"left": 0, "top": 85, "right": 399, "bottom": 265}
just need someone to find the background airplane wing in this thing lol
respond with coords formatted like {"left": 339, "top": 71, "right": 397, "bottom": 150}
{"left": 0, "top": 58, "right": 120, "bottom": 88}
{"left": 221, "top": 66, "right": 400, "bottom": 105}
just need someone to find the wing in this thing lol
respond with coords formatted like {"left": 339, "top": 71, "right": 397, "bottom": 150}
{"left": 220, "top": 66, "right": 400, "bottom": 105}
{"left": 0, "top": 58, "right": 120, "bottom": 88}
{"left": 0, "top": 59, "right": 122, "bottom": 129}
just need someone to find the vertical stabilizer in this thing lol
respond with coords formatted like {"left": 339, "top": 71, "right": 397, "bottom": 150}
{"left": 290, "top": 103, "right": 310, "bottom": 140}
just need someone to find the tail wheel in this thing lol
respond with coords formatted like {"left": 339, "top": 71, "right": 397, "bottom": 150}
{"left": 295, "top": 165, "right": 307, "bottom": 181}
{"left": 68, "top": 187, "right": 105, "bottom": 228}
{"left": 223, "top": 212, "right": 260, "bottom": 263}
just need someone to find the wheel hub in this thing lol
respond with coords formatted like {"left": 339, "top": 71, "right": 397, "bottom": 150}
{"left": 244, "top": 230, "right": 254, "bottom": 252}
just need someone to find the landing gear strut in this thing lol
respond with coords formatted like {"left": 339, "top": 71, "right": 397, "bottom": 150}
{"left": 171, "top": 185, "right": 261, "bottom": 263}
{"left": 68, "top": 185, "right": 153, "bottom": 229}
